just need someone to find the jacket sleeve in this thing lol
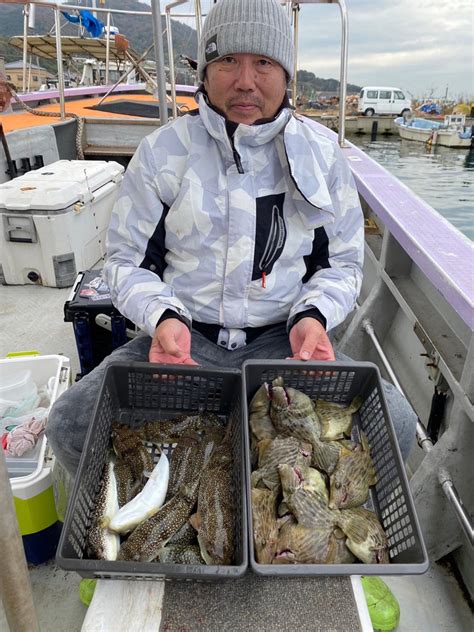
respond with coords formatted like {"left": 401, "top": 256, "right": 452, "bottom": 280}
{"left": 288, "top": 144, "right": 364, "bottom": 332}
{"left": 103, "top": 135, "right": 192, "bottom": 337}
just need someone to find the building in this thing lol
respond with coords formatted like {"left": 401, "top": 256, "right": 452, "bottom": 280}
{"left": 4, "top": 60, "right": 54, "bottom": 92}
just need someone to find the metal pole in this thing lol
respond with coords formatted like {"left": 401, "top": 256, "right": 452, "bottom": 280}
{"left": 194, "top": 0, "right": 202, "bottom": 46}
{"left": 166, "top": 8, "right": 177, "bottom": 119}
{"left": 151, "top": 0, "right": 169, "bottom": 125}
{"left": 105, "top": 12, "right": 111, "bottom": 86}
{"left": 0, "top": 449, "right": 39, "bottom": 632}
{"left": 22, "top": 4, "right": 29, "bottom": 92}
{"left": 97, "top": 44, "right": 155, "bottom": 106}
{"left": 337, "top": 0, "right": 348, "bottom": 146}
{"left": 291, "top": 4, "right": 299, "bottom": 108}
{"left": 54, "top": 7, "right": 66, "bottom": 120}
{"left": 362, "top": 318, "right": 474, "bottom": 546}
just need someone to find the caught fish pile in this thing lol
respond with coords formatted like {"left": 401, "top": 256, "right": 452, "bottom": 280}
{"left": 249, "top": 379, "right": 389, "bottom": 565}
{"left": 86, "top": 415, "right": 235, "bottom": 565}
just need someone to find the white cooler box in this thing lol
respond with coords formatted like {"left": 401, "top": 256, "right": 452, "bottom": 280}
{"left": 0, "top": 354, "right": 70, "bottom": 565}
{"left": 0, "top": 160, "right": 124, "bottom": 287}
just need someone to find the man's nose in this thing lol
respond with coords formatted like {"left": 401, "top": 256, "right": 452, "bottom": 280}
{"left": 234, "top": 61, "right": 258, "bottom": 91}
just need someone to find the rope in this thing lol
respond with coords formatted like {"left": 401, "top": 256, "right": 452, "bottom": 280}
{"left": 6, "top": 82, "right": 85, "bottom": 160}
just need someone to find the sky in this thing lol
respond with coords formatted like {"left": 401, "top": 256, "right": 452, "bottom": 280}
{"left": 153, "top": 0, "right": 474, "bottom": 101}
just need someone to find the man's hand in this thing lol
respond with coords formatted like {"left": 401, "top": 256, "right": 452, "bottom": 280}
{"left": 149, "top": 318, "right": 198, "bottom": 365}
{"left": 289, "top": 317, "right": 335, "bottom": 361}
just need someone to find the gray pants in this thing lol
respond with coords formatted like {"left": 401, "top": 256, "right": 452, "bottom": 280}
{"left": 46, "top": 324, "right": 417, "bottom": 476}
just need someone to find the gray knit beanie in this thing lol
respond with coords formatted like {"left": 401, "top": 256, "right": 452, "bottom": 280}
{"left": 198, "top": 0, "right": 294, "bottom": 81}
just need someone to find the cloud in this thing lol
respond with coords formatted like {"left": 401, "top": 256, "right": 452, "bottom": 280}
{"left": 296, "top": 0, "right": 473, "bottom": 98}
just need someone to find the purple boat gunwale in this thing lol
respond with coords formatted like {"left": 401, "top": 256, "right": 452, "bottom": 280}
{"left": 304, "top": 117, "right": 473, "bottom": 330}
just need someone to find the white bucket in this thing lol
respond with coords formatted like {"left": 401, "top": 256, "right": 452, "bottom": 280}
{"left": 0, "top": 368, "right": 39, "bottom": 417}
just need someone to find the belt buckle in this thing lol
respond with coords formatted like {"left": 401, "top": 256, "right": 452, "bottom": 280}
{"left": 217, "top": 328, "right": 247, "bottom": 350}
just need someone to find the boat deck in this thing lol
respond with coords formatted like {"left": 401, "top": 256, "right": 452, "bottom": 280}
{"left": 1, "top": 93, "right": 197, "bottom": 133}
{"left": 1, "top": 283, "right": 473, "bottom": 631}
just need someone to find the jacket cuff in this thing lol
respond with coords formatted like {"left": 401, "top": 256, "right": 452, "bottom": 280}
{"left": 156, "top": 309, "right": 191, "bottom": 331}
{"left": 288, "top": 307, "right": 327, "bottom": 331}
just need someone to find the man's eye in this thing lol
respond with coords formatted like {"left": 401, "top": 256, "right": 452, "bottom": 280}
{"left": 257, "top": 59, "right": 272, "bottom": 67}
{"left": 221, "top": 56, "right": 236, "bottom": 64}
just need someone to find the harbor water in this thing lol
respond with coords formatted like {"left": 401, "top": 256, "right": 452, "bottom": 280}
{"left": 348, "top": 135, "right": 474, "bottom": 241}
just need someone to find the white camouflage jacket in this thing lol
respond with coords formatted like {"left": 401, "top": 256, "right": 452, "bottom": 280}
{"left": 103, "top": 92, "right": 364, "bottom": 339}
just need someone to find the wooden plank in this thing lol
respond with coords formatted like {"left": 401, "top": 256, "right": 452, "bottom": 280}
{"left": 81, "top": 579, "right": 164, "bottom": 632}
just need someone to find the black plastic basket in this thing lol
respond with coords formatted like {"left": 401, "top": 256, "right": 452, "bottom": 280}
{"left": 243, "top": 360, "right": 429, "bottom": 576}
{"left": 56, "top": 361, "right": 247, "bottom": 580}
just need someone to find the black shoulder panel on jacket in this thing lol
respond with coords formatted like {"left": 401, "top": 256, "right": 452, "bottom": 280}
{"left": 139, "top": 203, "right": 170, "bottom": 278}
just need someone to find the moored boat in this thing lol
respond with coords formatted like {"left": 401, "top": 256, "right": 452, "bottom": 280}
{"left": 394, "top": 114, "right": 473, "bottom": 148}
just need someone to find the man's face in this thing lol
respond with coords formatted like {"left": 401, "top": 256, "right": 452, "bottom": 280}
{"left": 204, "top": 53, "right": 287, "bottom": 125}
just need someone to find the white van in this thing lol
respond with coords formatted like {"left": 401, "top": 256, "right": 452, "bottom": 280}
{"left": 358, "top": 86, "right": 411, "bottom": 117}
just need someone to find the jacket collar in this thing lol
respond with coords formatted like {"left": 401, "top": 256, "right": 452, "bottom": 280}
{"left": 196, "top": 91, "right": 292, "bottom": 148}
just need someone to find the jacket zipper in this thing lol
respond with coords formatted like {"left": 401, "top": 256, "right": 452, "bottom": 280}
{"left": 230, "top": 137, "right": 244, "bottom": 174}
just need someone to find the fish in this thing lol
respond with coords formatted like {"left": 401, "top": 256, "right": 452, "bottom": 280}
{"left": 108, "top": 451, "right": 169, "bottom": 534}
{"left": 251, "top": 487, "right": 280, "bottom": 564}
{"left": 251, "top": 436, "right": 312, "bottom": 490}
{"left": 316, "top": 395, "right": 363, "bottom": 441}
{"left": 111, "top": 422, "right": 153, "bottom": 481}
{"left": 114, "top": 458, "right": 143, "bottom": 508}
{"left": 327, "top": 527, "right": 357, "bottom": 564}
{"left": 278, "top": 463, "right": 335, "bottom": 529}
{"left": 168, "top": 521, "right": 197, "bottom": 547}
{"left": 189, "top": 433, "right": 234, "bottom": 565}
{"left": 117, "top": 432, "right": 217, "bottom": 562}
{"left": 167, "top": 433, "right": 203, "bottom": 499}
{"left": 117, "top": 483, "right": 200, "bottom": 562}
{"left": 157, "top": 544, "right": 204, "bottom": 565}
{"left": 270, "top": 385, "right": 341, "bottom": 474}
{"left": 138, "top": 413, "right": 223, "bottom": 443}
{"left": 336, "top": 507, "right": 389, "bottom": 564}
{"left": 86, "top": 459, "right": 120, "bottom": 561}
{"left": 273, "top": 518, "right": 337, "bottom": 564}
{"left": 329, "top": 432, "right": 377, "bottom": 509}
{"left": 249, "top": 383, "right": 277, "bottom": 465}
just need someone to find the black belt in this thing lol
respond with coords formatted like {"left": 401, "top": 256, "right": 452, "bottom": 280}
{"left": 192, "top": 321, "right": 283, "bottom": 345}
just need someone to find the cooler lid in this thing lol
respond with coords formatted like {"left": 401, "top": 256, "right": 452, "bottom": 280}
{"left": 0, "top": 160, "right": 124, "bottom": 212}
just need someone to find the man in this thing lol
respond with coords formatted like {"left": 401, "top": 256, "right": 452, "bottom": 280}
{"left": 47, "top": 0, "right": 416, "bottom": 475}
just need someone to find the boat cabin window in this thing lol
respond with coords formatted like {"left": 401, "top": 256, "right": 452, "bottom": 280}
{"left": 395, "top": 90, "right": 406, "bottom": 99}
{"left": 366, "top": 90, "right": 378, "bottom": 99}
{"left": 379, "top": 90, "right": 392, "bottom": 99}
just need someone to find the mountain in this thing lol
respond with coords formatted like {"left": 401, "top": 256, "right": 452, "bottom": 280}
{"left": 0, "top": 1, "right": 360, "bottom": 92}
{"left": 0, "top": 0, "right": 197, "bottom": 67}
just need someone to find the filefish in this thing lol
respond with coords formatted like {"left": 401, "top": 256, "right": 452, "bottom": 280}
{"left": 157, "top": 544, "right": 204, "bottom": 565}
{"left": 251, "top": 436, "right": 312, "bottom": 490}
{"left": 190, "top": 433, "right": 234, "bottom": 565}
{"left": 108, "top": 452, "right": 169, "bottom": 534}
{"left": 139, "top": 413, "right": 223, "bottom": 443}
{"left": 249, "top": 382, "right": 278, "bottom": 465}
{"left": 270, "top": 385, "right": 341, "bottom": 474}
{"left": 87, "top": 459, "right": 120, "bottom": 561}
{"left": 278, "top": 464, "right": 335, "bottom": 529}
{"left": 329, "top": 432, "right": 377, "bottom": 509}
{"left": 336, "top": 507, "right": 389, "bottom": 564}
{"left": 273, "top": 518, "right": 337, "bottom": 564}
{"left": 111, "top": 423, "right": 153, "bottom": 481}
{"left": 328, "top": 527, "right": 357, "bottom": 564}
{"left": 252, "top": 487, "right": 280, "bottom": 564}
{"left": 316, "top": 395, "right": 363, "bottom": 441}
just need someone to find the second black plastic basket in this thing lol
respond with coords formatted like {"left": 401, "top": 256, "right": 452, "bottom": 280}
{"left": 243, "top": 360, "right": 429, "bottom": 576}
{"left": 56, "top": 361, "right": 247, "bottom": 580}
